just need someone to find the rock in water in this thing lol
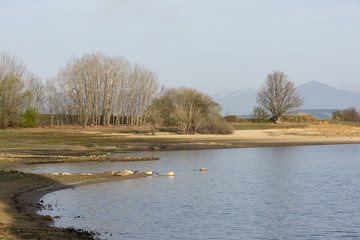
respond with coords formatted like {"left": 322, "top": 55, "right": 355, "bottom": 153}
{"left": 199, "top": 168, "right": 207, "bottom": 171}
{"left": 166, "top": 171, "right": 175, "bottom": 176}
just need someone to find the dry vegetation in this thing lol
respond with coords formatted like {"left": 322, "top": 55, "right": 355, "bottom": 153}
{"left": 281, "top": 122, "right": 360, "bottom": 137}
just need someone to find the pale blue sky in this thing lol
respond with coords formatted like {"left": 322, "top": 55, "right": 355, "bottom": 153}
{"left": 1, "top": 0, "right": 359, "bottom": 93}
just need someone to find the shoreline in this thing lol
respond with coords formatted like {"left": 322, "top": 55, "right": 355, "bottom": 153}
{"left": 2, "top": 127, "right": 360, "bottom": 239}
{"left": 0, "top": 171, "right": 147, "bottom": 240}
{"left": 2, "top": 129, "right": 360, "bottom": 164}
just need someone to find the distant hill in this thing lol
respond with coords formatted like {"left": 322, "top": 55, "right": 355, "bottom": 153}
{"left": 237, "top": 109, "right": 337, "bottom": 120}
{"left": 297, "top": 81, "right": 360, "bottom": 109}
{"left": 212, "top": 81, "right": 360, "bottom": 119}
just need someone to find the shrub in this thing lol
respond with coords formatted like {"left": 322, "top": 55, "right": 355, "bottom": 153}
{"left": 252, "top": 106, "right": 270, "bottom": 122}
{"left": 23, "top": 107, "right": 38, "bottom": 127}
{"left": 282, "top": 113, "right": 317, "bottom": 123}
{"left": 332, "top": 110, "right": 343, "bottom": 120}
{"left": 198, "top": 117, "right": 234, "bottom": 134}
{"left": 224, "top": 115, "right": 238, "bottom": 122}
{"left": 342, "top": 107, "right": 360, "bottom": 122}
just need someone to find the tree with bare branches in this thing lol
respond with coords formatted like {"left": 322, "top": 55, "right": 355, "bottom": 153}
{"left": 257, "top": 71, "right": 304, "bottom": 123}
{"left": 0, "top": 52, "right": 33, "bottom": 128}
{"left": 56, "top": 52, "right": 159, "bottom": 127}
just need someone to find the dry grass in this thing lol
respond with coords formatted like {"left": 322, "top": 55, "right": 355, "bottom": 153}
{"left": 275, "top": 122, "right": 360, "bottom": 137}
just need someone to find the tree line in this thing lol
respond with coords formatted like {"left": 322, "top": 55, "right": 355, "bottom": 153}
{"left": 5, "top": 50, "right": 333, "bottom": 133}
{"left": 0, "top": 52, "right": 159, "bottom": 128}
{"left": 0, "top": 51, "right": 233, "bottom": 134}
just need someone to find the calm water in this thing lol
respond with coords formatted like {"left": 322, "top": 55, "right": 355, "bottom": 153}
{"left": 18, "top": 145, "right": 360, "bottom": 239}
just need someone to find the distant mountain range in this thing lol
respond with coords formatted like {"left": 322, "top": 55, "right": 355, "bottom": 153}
{"left": 212, "top": 81, "right": 360, "bottom": 119}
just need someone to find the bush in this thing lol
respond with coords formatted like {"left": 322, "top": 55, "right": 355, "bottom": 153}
{"left": 23, "top": 107, "right": 38, "bottom": 127}
{"left": 224, "top": 116, "right": 252, "bottom": 123}
{"left": 282, "top": 113, "right": 317, "bottom": 122}
{"left": 0, "top": 110, "right": 23, "bottom": 128}
{"left": 342, "top": 107, "right": 359, "bottom": 122}
{"left": 252, "top": 106, "right": 270, "bottom": 122}
{"left": 332, "top": 110, "right": 343, "bottom": 120}
{"left": 198, "top": 117, "right": 234, "bottom": 134}
{"left": 224, "top": 115, "right": 238, "bottom": 122}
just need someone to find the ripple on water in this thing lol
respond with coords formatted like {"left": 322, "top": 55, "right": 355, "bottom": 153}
{"left": 30, "top": 145, "right": 360, "bottom": 239}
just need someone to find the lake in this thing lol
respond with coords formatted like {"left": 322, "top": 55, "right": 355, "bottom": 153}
{"left": 19, "top": 145, "right": 360, "bottom": 239}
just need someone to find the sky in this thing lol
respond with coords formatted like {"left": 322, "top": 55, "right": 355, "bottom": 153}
{"left": 0, "top": 0, "right": 359, "bottom": 94}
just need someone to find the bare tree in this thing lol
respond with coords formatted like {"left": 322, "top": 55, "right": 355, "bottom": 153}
{"left": 257, "top": 70, "right": 304, "bottom": 123}
{"left": 56, "top": 52, "right": 159, "bottom": 127}
{"left": 45, "top": 79, "right": 56, "bottom": 126}
{"left": 0, "top": 52, "right": 33, "bottom": 128}
{"left": 146, "top": 103, "right": 163, "bottom": 135}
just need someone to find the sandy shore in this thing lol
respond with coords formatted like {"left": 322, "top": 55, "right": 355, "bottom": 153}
{"left": 133, "top": 128, "right": 360, "bottom": 148}
{"left": 3, "top": 126, "right": 360, "bottom": 160}
{"left": 1, "top": 126, "right": 360, "bottom": 239}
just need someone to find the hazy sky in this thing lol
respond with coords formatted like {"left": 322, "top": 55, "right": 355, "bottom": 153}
{"left": 1, "top": 0, "right": 359, "bottom": 93}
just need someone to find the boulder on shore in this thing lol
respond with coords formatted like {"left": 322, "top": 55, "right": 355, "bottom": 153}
{"left": 124, "top": 169, "right": 133, "bottom": 175}
{"left": 104, "top": 171, "right": 115, "bottom": 175}
{"left": 114, "top": 169, "right": 134, "bottom": 176}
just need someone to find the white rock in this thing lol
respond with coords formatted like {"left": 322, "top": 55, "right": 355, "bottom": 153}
{"left": 146, "top": 171, "right": 153, "bottom": 175}
{"left": 123, "top": 169, "right": 133, "bottom": 175}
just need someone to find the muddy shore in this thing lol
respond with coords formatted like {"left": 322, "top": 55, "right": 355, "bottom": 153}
{"left": 0, "top": 170, "right": 148, "bottom": 240}
{"left": 2, "top": 126, "right": 360, "bottom": 239}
